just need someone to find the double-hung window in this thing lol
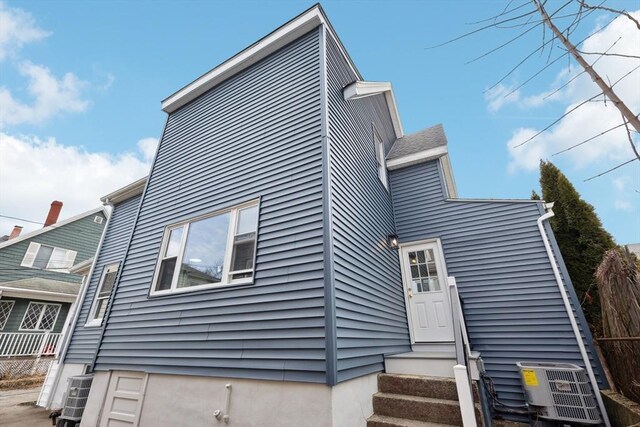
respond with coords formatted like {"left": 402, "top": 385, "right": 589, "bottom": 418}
{"left": 86, "top": 263, "right": 119, "bottom": 326}
{"left": 152, "top": 202, "right": 259, "bottom": 295}
{"left": 374, "top": 127, "right": 388, "bottom": 190}
{"left": 21, "top": 242, "right": 77, "bottom": 273}
{"left": 19, "top": 302, "right": 61, "bottom": 331}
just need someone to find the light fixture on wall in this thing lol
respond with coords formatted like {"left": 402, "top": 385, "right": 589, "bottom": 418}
{"left": 387, "top": 234, "right": 399, "bottom": 249}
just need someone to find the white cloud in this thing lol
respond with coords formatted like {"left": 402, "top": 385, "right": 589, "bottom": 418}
{"left": 506, "top": 11, "right": 640, "bottom": 172}
{"left": 485, "top": 84, "right": 521, "bottom": 113}
{"left": 137, "top": 137, "right": 159, "bottom": 162}
{"left": 0, "top": 1, "right": 49, "bottom": 61}
{"left": 0, "top": 62, "right": 89, "bottom": 126}
{"left": 613, "top": 176, "right": 631, "bottom": 191}
{"left": 614, "top": 200, "right": 633, "bottom": 211}
{"left": 0, "top": 132, "right": 153, "bottom": 236}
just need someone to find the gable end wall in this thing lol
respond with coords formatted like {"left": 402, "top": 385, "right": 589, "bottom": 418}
{"left": 93, "top": 29, "right": 328, "bottom": 383}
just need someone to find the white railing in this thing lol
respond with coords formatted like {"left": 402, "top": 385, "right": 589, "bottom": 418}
{"left": 0, "top": 331, "right": 62, "bottom": 358}
{"left": 448, "top": 276, "right": 477, "bottom": 427}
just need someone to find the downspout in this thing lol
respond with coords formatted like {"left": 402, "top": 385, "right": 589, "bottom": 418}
{"left": 40, "top": 208, "right": 112, "bottom": 408}
{"left": 536, "top": 206, "right": 610, "bottom": 427}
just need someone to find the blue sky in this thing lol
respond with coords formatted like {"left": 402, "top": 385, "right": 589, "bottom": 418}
{"left": 0, "top": 0, "right": 638, "bottom": 243}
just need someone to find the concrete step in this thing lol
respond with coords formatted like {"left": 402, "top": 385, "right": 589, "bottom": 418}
{"left": 384, "top": 352, "right": 456, "bottom": 377}
{"left": 367, "top": 414, "right": 457, "bottom": 427}
{"left": 378, "top": 374, "right": 459, "bottom": 401}
{"left": 372, "top": 392, "right": 464, "bottom": 426}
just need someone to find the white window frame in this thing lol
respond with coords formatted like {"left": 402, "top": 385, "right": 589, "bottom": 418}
{"left": 150, "top": 200, "right": 259, "bottom": 296}
{"left": 0, "top": 300, "right": 15, "bottom": 330}
{"left": 373, "top": 125, "right": 388, "bottom": 190}
{"left": 19, "top": 302, "right": 62, "bottom": 331}
{"left": 20, "top": 242, "right": 77, "bottom": 273}
{"left": 85, "top": 262, "right": 120, "bottom": 327}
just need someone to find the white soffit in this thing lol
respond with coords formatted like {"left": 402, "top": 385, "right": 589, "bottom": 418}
{"left": 386, "top": 145, "right": 448, "bottom": 170}
{"left": 161, "top": 6, "right": 359, "bottom": 113}
{"left": 343, "top": 81, "right": 404, "bottom": 139}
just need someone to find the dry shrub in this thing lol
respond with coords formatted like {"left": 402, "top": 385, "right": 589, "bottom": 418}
{"left": 595, "top": 249, "right": 640, "bottom": 403}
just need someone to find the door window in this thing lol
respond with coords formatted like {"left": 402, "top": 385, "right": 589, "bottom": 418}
{"left": 408, "top": 248, "right": 440, "bottom": 292}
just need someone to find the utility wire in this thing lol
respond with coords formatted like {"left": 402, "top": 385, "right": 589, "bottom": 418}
{"left": 0, "top": 214, "right": 44, "bottom": 225}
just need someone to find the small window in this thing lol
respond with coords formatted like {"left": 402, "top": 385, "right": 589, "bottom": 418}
{"left": 20, "top": 302, "right": 61, "bottom": 331}
{"left": 151, "top": 202, "right": 259, "bottom": 295}
{"left": 0, "top": 300, "right": 15, "bottom": 330}
{"left": 21, "top": 242, "right": 77, "bottom": 272}
{"left": 86, "top": 263, "right": 119, "bottom": 326}
{"left": 374, "top": 127, "right": 388, "bottom": 189}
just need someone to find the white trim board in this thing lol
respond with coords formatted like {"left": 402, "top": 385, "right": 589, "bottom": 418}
{"left": 343, "top": 81, "right": 403, "bottom": 138}
{"left": 0, "top": 286, "right": 77, "bottom": 303}
{"left": 0, "top": 207, "right": 108, "bottom": 250}
{"left": 101, "top": 176, "right": 147, "bottom": 204}
{"left": 161, "top": 5, "right": 360, "bottom": 114}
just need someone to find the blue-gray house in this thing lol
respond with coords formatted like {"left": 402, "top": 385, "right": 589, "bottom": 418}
{"left": 41, "top": 5, "right": 608, "bottom": 427}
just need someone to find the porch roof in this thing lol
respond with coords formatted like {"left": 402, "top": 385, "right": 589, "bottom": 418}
{"left": 0, "top": 278, "right": 80, "bottom": 303}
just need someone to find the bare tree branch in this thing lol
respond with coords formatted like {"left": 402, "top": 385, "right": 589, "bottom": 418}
{"left": 426, "top": 9, "right": 539, "bottom": 49}
{"left": 534, "top": 0, "right": 640, "bottom": 134}
{"left": 621, "top": 112, "right": 640, "bottom": 161}
{"left": 575, "top": 48, "right": 640, "bottom": 60}
{"left": 541, "top": 36, "right": 621, "bottom": 100}
{"left": 583, "top": 158, "right": 639, "bottom": 182}
{"left": 465, "top": 0, "right": 530, "bottom": 25}
{"left": 578, "top": 0, "right": 640, "bottom": 30}
{"left": 466, "top": 21, "right": 542, "bottom": 64}
{"left": 552, "top": 123, "right": 626, "bottom": 156}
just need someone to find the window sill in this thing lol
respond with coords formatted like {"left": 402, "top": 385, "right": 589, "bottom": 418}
{"left": 148, "top": 278, "right": 254, "bottom": 298}
{"left": 84, "top": 320, "right": 103, "bottom": 328}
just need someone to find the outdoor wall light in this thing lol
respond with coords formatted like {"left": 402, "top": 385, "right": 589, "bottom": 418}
{"left": 387, "top": 234, "right": 399, "bottom": 249}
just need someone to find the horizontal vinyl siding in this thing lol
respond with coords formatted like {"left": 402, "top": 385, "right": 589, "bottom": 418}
{"left": 94, "top": 29, "right": 327, "bottom": 383}
{"left": 0, "top": 212, "right": 106, "bottom": 284}
{"left": 390, "top": 160, "right": 603, "bottom": 407}
{"left": 326, "top": 33, "right": 411, "bottom": 383}
{"left": 65, "top": 195, "right": 142, "bottom": 364}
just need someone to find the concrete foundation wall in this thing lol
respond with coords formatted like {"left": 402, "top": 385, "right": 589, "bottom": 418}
{"left": 81, "top": 371, "right": 377, "bottom": 427}
{"left": 49, "top": 363, "right": 85, "bottom": 409}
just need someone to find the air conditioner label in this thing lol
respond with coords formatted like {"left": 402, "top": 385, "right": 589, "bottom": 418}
{"left": 522, "top": 369, "right": 539, "bottom": 386}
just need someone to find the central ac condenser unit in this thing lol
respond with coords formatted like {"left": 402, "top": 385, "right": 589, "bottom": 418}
{"left": 517, "top": 362, "right": 601, "bottom": 424}
{"left": 60, "top": 374, "right": 94, "bottom": 423}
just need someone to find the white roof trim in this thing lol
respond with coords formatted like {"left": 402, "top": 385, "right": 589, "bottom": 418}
{"left": 162, "top": 5, "right": 359, "bottom": 114}
{"left": 343, "top": 81, "right": 404, "bottom": 138}
{"left": 0, "top": 286, "right": 77, "bottom": 303}
{"left": 70, "top": 257, "right": 94, "bottom": 275}
{"left": 101, "top": 176, "right": 148, "bottom": 205}
{"left": 386, "top": 145, "right": 448, "bottom": 170}
{"left": 440, "top": 154, "right": 458, "bottom": 199}
{"left": 0, "top": 206, "right": 108, "bottom": 250}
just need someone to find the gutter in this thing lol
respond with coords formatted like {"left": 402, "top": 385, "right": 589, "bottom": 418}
{"left": 536, "top": 206, "right": 610, "bottom": 427}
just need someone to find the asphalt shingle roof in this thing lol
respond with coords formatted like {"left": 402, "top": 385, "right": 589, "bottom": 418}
{"left": 386, "top": 123, "right": 448, "bottom": 160}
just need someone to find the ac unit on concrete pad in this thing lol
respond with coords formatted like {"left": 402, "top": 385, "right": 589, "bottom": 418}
{"left": 60, "top": 374, "right": 94, "bottom": 424}
{"left": 517, "top": 362, "right": 601, "bottom": 425}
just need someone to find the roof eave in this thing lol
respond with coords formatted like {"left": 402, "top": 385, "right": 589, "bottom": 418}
{"left": 0, "top": 286, "right": 78, "bottom": 303}
{"left": 101, "top": 176, "right": 148, "bottom": 205}
{"left": 343, "top": 81, "right": 404, "bottom": 138}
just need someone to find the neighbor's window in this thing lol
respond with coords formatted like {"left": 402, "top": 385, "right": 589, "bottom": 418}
{"left": 374, "top": 128, "right": 388, "bottom": 189}
{"left": 152, "top": 202, "right": 259, "bottom": 295}
{"left": 20, "top": 302, "right": 61, "bottom": 331}
{"left": 21, "top": 242, "right": 77, "bottom": 273}
{"left": 86, "top": 263, "right": 119, "bottom": 326}
{"left": 0, "top": 300, "right": 15, "bottom": 330}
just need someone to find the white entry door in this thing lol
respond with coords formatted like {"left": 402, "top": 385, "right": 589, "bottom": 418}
{"left": 400, "top": 242, "right": 454, "bottom": 342}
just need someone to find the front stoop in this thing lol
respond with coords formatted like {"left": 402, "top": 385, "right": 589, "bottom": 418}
{"left": 367, "top": 374, "right": 482, "bottom": 427}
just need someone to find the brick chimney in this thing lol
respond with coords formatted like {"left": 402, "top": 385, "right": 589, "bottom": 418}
{"left": 9, "top": 226, "right": 23, "bottom": 240}
{"left": 44, "top": 201, "right": 63, "bottom": 227}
